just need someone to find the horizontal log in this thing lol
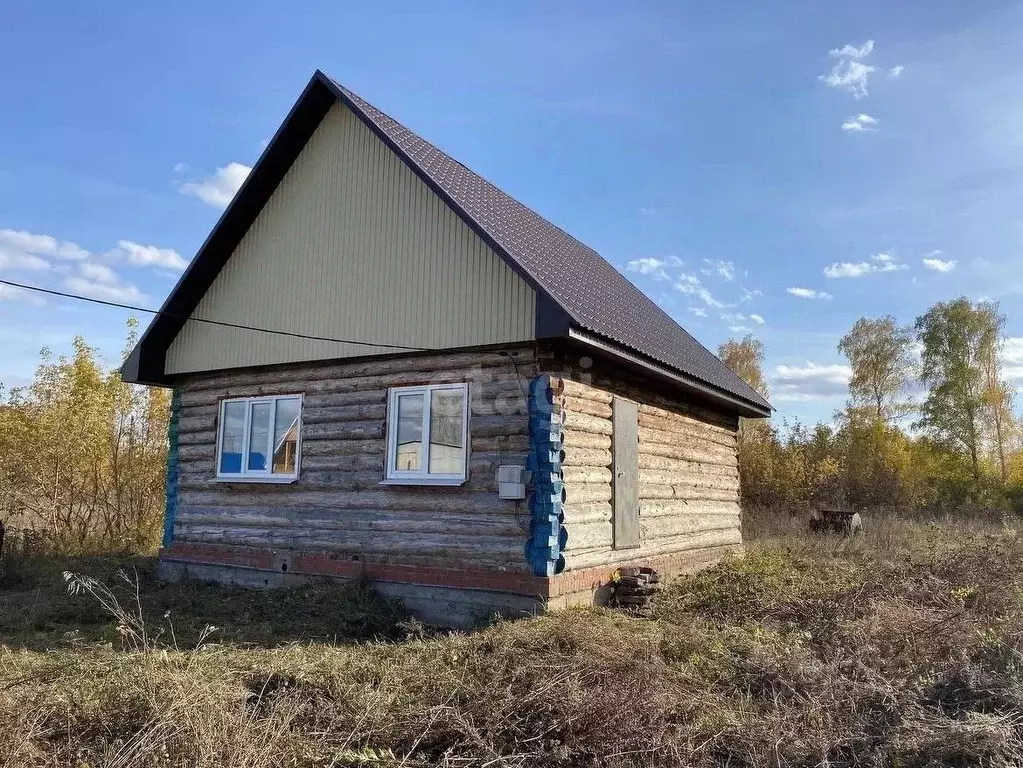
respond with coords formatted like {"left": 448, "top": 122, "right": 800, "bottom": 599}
{"left": 301, "top": 404, "right": 387, "bottom": 425}
{"left": 564, "top": 483, "right": 612, "bottom": 504}
{"left": 639, "top": 500, "right": 740, "bottom": 519}
{"left": 544, "top": 363, "right": 738, "bottom": 430}
{"left": 290, "top": 455, "right": 386, "bottom": 473}
{"left": 561, "top": 501, "right": 612, "bottom": 524}
{"left": 175, "top": 508, "right": 526, "bottom": 538}
{"left": 559, "top": 378, "right": 613, "bottom": 404}
{"left": 561, "top": 447, "right": 611, "bottom": 468}
{"left": 563, "top": 396, "right": 613, "bottom": 419}
{"left": 637, "top": 453, "right": 736, "bottom": 476}
{"left": 642, "top": 514, "right": 739, "bottom": 540}
{"left": 638, "top": 485, "right": 737, "bottom": 503}
{"left": 472, "top": 435, "right": 529, "bottom": 453}
{"left": 562, "top": 410, "right": 612, "bottom": 436}
{"left": 638, "top": 411, "right": 737, "bottom": 445}
{"left": 638, "top": 470, "right": 739, "bottom": 492}
{"left": 175, "top": 526, "right": 526, "bottom": 562}
{"left": 561, "top": 466, "right": 613, "bottom": 485}
{"left": 176, "top": 468, "right": 506, "bottom": 495}
{"left": 638, "top": 435, "right": 736, "bottom": 466}
{"left": 175, "top": 489, "right": 518, "bottom": 514}
{"left": 561, "top": 528, "right": 741, "bottom": 571}
{"left": 177, "top": 368, "right": 531, "bottom": 407}
{"left": 182, "top": 347, "right": 537, "bottom": 392}
{"left": 561, "top": 431, "right": 609, "bottom": 451}
{"left": 564, "top": 520, "right": 612, "bottom": 551}
{"left": 300, "top": 421, "right": 385, "bottom": 441}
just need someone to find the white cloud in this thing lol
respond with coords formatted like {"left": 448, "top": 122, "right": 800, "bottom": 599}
{"left": 728, "top": 325, "right": 752, "bottom": 333}
{"left": 688, "top": 306, "right": 707, "bottom": 318}
{"left": 701, "top": 258, "right": 736, "bottom": 281}
{"left": 178, "top": 162, "right": 252, "bottom": 208}
{"left": 0, "top": 284, "right": 45, "bottom": 305}
{"left": 922, "top": 256, "right": 957, "bottom": 273}
{"left": 819, "top": 40, "right": 876, "bottom": 99}
{"left": 0, "top": 250, "right": 50, "bottom": 271}
{"left": 674, "top": 273, "right": 725, "bottom": 308}
{"left": 823, "top": 252, "right": 907, "bottom": 278}
{"left": 889, "top": 65, "right": 904, "bottom": 78}
{"left": 771, "top": 362, "right": 852, "bottom": 402}
{"left": 749, "top": 313, "right": 765, "bottom": 324}
{"left": 0, "top": 229, "right": 88, "bottom": 260}
{"left": 63, "top": 276, "right": 147, "bottom": 305}
{"left": 841, "top": 113, "right": 879, "bottom": 132}
{"left": 740, "top": 287, "right": 763, "bottom": 303}
{"left": 788, "top": 287, "right": 833, "bottom": 300}
{"left": 627, "top": 257, "right": 670, "bottom": 278}
{"left": 78, "top": 263, "right": 118, "bottom": 283}
{"left": 108, "top": 240, "right": 187, "bottom": 271}
{"left": 1002, "top": 338, "right": 1023, "bottom": 381}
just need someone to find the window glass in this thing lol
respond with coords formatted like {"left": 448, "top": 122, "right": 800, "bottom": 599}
{"left": 273, "top": 398, "right": 301, "bottom": 474}
{"left": 247, "top": 402, "right": 271, "bottom": 471}
{"left": 429, "top": 389, "right": 465, "bottom": 474}
{"left": 395, "top": 393, "right": 424, "bottom": 471}
{"left": 220, "top": 401, "right": 247, "bottom": 474}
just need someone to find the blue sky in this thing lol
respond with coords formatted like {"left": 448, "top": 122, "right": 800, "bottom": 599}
{"left": 2, "top": 0, "right": 1023, "bottom": 424}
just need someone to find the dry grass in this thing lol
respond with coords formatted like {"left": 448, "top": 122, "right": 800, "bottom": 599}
{"left": 3, "top": 512, "right": 1023, "bottom": 766}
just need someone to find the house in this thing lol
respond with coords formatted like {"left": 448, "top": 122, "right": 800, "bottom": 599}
{"left": 123, "top": 71, "right": 771, "bottom": 626}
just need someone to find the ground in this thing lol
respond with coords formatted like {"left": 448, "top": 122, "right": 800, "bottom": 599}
{"left": 3, "top": 511, "right": 1023, "bottom": 767}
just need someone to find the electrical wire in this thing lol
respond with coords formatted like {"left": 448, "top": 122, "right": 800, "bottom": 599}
{"left": 0, "top": 278, "right": 429, "bottom": 352}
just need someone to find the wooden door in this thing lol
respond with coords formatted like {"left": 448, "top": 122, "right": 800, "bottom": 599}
{"left": 612, "top": 396, "right": 640, "bottom": 549}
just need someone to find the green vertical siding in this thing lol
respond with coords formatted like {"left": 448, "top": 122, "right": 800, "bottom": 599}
{"left": 166, "top": 103, "right": 537, "bottom": 374}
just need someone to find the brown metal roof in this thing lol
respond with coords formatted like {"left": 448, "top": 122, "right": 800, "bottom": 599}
{"left": 332, "top": 78, "right": 770, "bottom": 413}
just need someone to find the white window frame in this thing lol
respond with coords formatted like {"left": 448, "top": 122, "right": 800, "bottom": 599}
{"left": 383, "top": 383, "right": 469, "bottom": 486}
{"left": 214, "top": 394, "right": 303, "bottom": 483}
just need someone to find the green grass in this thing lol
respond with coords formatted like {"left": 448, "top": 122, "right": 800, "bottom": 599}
{"left": 3, "top": 514, "right": 1023, "bottom": 766}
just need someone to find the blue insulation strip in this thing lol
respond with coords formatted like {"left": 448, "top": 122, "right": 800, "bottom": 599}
{"left": 525, "top": 375, "right": 568, "bottom": 576}
{"left": 162, "top": 388, "right": 181, "bottom": 548}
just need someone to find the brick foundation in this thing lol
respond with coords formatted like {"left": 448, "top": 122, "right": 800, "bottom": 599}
{"left": 160, "top": 541, "right": 738, "bottom": 625}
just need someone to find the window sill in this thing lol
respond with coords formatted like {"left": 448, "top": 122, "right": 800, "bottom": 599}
{"left": 378, "top": 478, "right": 467, "bottom": 487}
{"left": 212, "top": 476, "right": 299, "bottom": 484}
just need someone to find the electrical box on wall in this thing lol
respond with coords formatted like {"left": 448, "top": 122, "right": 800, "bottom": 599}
{"left": 497, "top": 465, "right": 527, "bottom": 500}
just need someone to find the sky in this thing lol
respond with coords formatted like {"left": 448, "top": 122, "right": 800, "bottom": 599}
{"left": 2, "top": 0, "right": 1023, "bottom": 424}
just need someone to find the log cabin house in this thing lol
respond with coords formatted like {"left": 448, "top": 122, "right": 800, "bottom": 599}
{"left": 123, "top": 71, "right": 772, "bottom": 626}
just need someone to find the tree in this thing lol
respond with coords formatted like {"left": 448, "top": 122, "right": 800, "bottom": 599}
{"left": 718, "top": 335, "right": 768, "bottom": 399}
{"left": 837, "top": 316, "right": 915, "bottom": 422}
{"left": 914, "top": 298, "right": 1002, "bottom": 493}
{"left": 0, "top": 320, "right": 168, "bottom": 553}
{"left": 976, "top": 306, "right": 1015, "bottom": 482}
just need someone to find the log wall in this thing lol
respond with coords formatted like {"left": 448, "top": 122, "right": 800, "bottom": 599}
{"left": 544, "top": 353, "right": 742, "bottom": 571}
{"left": 171, "top": 347, "right": 537, "bottom": 573}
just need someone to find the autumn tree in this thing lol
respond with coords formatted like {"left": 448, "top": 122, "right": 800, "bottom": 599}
{"left": 914, "top": 298, "right": 1002, "bottom": 493}
{"left": 837, "top": 316, "right": 915, "bottom": 422}
{"left": 0, "top": 320, "right": 168, "bottom": 553}
{"left": 718, "top": 335, "right": 775, "bottom": 505}
{"left": 718, "top": 335, "right": 768, "bottom": 399}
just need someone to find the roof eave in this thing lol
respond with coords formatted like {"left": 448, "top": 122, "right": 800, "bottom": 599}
{"left": 566, "top": 327, "right": 773, "bottom": 418}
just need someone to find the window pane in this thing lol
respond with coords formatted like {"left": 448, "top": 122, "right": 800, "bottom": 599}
{"left": 395, "top": 394, "right": 424, "bottom": 471}
{"left": 247, "top": 402, "right": 271, "bottom": 471}
{"left": 219, "top": 401, "right": 246, "bottom": 474}
{"left": 429, "top": 389, "right": 465, "bottom": 474}
{"left": 273, "top": 398, "right": 301, "bottom": 474}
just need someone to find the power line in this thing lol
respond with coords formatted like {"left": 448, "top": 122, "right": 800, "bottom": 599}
{"left": 0, "top": 278, "right": 429, "bottom": 352}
